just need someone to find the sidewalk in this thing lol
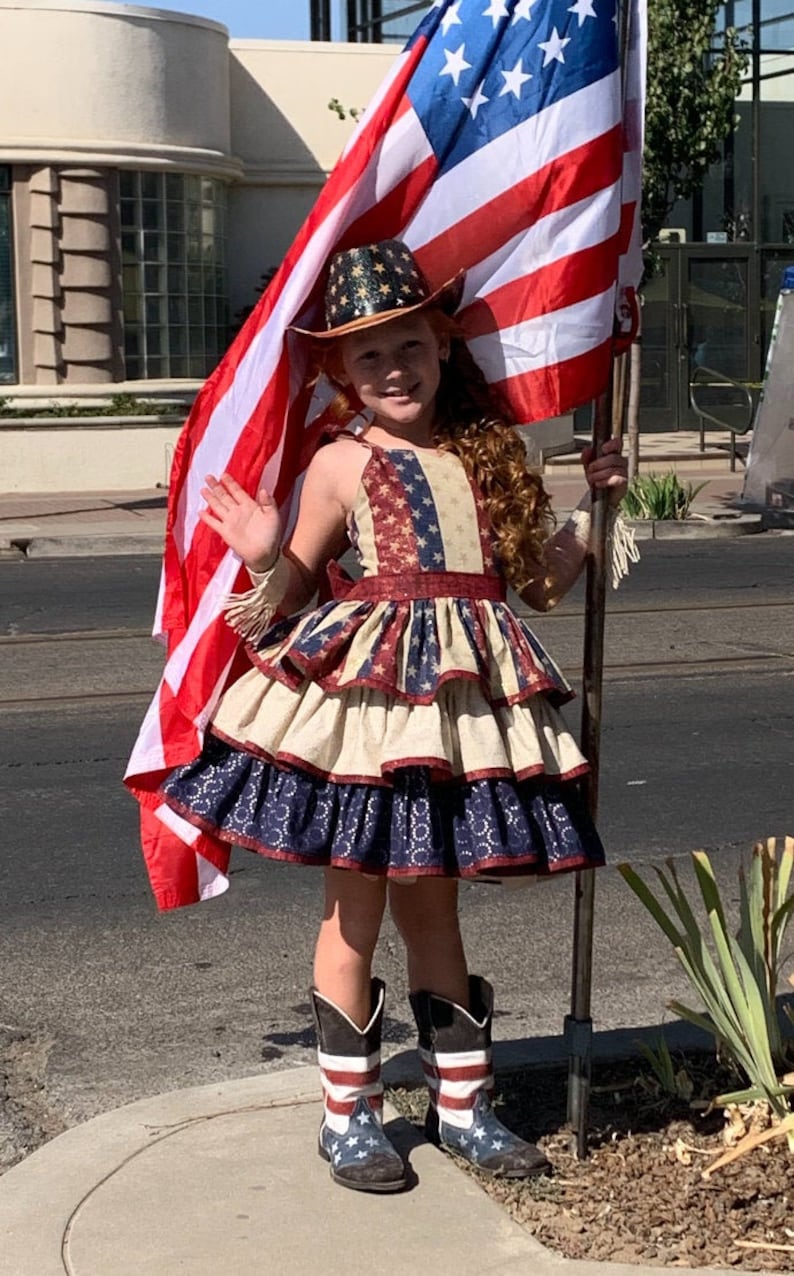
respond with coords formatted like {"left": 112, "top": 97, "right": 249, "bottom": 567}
{"left": 0, "top": 433, "right": 762, "bottom": 559}
{"left": 0, "top": 1059, "right": 749, "bottom": 1276}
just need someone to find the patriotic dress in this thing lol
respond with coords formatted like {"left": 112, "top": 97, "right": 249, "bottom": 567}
{"left": 160, "top": 441, "right": 604, "bottom": 879}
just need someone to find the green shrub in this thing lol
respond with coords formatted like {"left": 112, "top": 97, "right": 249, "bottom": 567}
{"left": 618, "top": 839, "right": 794, "bottom": 1146}
{"left": 621, "top": 471, "right": 706, "bottom": 520}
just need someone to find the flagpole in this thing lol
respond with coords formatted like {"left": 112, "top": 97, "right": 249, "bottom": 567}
{"left": 565, "top": 0, "right": 635, "bottom": 1160}
{"left": 564, "top": 381, "right": 613, "bottom": 1159}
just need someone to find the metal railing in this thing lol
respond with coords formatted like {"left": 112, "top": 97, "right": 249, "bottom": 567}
{"left": 688, "top": 365, "right": 755, "bottom": 471}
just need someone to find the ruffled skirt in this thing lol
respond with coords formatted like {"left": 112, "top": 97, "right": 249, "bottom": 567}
{"left": 159, "top": 593, "right": 605, "bottom": 879}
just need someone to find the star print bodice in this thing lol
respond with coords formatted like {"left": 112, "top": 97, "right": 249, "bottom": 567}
{"left": 348, "top": 446, "right": 498, "bottom": 578}
{"left": 215, "top": 442, "right": 574, "bottom": 718}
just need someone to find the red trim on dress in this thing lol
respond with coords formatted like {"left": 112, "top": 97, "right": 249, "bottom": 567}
{"left": 331, "top": 570, "right": 506, "bottom": 603}
{"left": 155, "top": 793, "right": 602, "bottom": 878}
{"left": 207, "top": 726, "right": 589, "bottom": 788}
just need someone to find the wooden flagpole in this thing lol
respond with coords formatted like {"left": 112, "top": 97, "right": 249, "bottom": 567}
{"left": 564, "top": 384, "right": 613, "bottom": 1159}
{"left": 565, "top": 0, "right": 635, "bottom": 1160}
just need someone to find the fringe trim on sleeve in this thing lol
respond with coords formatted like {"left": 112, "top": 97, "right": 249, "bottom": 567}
{"left": 563, "top": 499, "right": 640, "bottom": 589}
{"left": 607, "top": 513, "right": 641, "bottom": 588}
{"left": 222, "top": 553, "right": 290, "bottom": 644}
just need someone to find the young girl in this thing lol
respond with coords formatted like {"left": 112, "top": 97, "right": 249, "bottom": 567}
{"left": 160, "top": 239, "right": 628, "bottom": 1195}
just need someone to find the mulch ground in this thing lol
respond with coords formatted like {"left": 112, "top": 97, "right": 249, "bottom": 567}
{"left": 389, "top": 1053, "right": 794, "bottom": 1271}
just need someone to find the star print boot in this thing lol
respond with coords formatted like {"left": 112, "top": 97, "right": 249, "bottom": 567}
{"left": 409, "top": 976, "right": 550, "bottom": 1178}
{"left": 310, "top": 978, "right": 407, "bottom": 1193}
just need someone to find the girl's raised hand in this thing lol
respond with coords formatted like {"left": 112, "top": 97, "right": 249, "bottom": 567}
{"left": 198, "top": 473, "right": 281, "bottom": 572}
{"left": 580, "top": 438, "right": 629, "bottom": 507}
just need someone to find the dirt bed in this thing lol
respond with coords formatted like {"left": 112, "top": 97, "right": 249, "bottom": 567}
{"left": 389, "top": 1054, "right": 794, "bottom": 1271}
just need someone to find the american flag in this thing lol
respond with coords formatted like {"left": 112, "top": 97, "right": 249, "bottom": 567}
{"left": 125, "top": 0, "right": 646, "bottom": 910}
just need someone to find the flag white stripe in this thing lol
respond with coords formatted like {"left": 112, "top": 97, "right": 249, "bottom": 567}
{"left": 340, "top": 48, "right": 413, "bottom": 161}
{"left": 460, "top": 182, "right": 621, "bottom": 307}
{"left": 468, "top": 288, "right": 617, "bottom": 379}
{"left": 404, "top": 70, "right": 621, "bottom": 249}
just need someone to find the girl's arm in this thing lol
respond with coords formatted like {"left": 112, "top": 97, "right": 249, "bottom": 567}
{"left": 200, "top": 443, "right": 351, "bottom": 617}
{"left": 517, "top": 439, "right": 629, "bottom": 613}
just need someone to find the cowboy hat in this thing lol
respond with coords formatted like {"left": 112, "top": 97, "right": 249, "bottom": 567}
{"left": 290, "top": 239, "right": 464, "bottom": 340}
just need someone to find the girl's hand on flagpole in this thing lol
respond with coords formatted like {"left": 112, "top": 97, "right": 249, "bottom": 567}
{"left": 581, "top": 438, "right": 628, "bottom": 507}
{"left": 199, "top": 473, "right": 282, "bottom": 572}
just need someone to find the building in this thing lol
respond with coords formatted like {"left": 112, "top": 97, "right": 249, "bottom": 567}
{"left": 0, "top": 0, "right": 393, "bottom": 489}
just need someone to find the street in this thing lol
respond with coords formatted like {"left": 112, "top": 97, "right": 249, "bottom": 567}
{"left": 0, "top": 537, "right": 792, "bottom": 1165}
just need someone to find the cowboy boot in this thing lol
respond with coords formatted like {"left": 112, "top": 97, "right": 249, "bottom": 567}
{"left": 311, "top": 978, "right": 407, "bottom": 1193}
{"left": 409, "top": 975, "right": 550, "bottom": 1178}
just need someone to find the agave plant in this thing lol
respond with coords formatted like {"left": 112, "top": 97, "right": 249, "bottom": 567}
{"left": 620, "top": 471, "right": 706, "bottom": 520}
{"left": 618, "top": 839, "right": 794, "bottom": 1149}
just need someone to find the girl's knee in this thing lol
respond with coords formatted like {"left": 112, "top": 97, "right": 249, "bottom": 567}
{"left": 388, "top": 877, "right": 460, "bottom": 942}
{"left": 320, "top": 868, "right": 387, "bottom": 953}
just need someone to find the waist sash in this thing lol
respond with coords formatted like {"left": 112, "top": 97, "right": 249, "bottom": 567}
{"left": 328, "top": 564, "right": 506, "bottom": 603}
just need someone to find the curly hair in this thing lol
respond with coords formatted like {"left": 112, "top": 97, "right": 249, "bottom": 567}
{"left": 314, "top": 309, "right": 555, "bottom": 591}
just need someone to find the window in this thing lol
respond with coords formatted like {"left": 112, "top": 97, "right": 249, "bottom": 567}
{"left": 0, "top": 167, "right": 17, "bottom": 385}
{"left": 346, "top": 0, "right": 427, "bottom": 43}
{"left": 119, "top": 171, "right": 228, "bottom": 380}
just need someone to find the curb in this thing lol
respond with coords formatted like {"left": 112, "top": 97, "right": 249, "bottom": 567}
{"left": 0, "top": 516, "right": 767, "bottom": 560}
{"left": 626, "top": 514, "right": 763, "bottom": 540}
{"left": 10, "top": 532, "right": 165, "bottom": 558}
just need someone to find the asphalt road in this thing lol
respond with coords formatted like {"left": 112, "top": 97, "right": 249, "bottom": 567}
{"left": 0, "top": 538, "right": 792, "bottom": 1159}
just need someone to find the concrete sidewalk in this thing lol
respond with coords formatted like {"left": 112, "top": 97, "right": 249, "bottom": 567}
{"left": 0, "top": 1062, "right": 750, "bottom": 1276}
{"left": 0, "top": 433, "right": 762, "bottom": 559}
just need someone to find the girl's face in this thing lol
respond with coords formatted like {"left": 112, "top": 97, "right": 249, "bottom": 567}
{"left": 338, "top": 313, "right": 447, "bottom": 439}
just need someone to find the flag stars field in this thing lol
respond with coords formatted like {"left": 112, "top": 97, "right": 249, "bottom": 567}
{"left": 500, "top": 56, "right": 533, "bottom": 97}
{"left": 441, "top": 43, "right": 472, "bottom": 85}
{"left": 441, "top": 1, "right": 464, "bottom": 35}
{"left": 463, "top": 80, "right": 490, "bottom": 117}
{"left": 483, "top": 0, "right": 511, "bottom": 26}
{"left": 538, "top": 26, "right": 571, "bottom": 64}
{"left": 568, "top": 0, "right": 598, "bottom": 25}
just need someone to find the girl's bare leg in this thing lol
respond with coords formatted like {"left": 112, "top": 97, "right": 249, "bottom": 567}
{"left": 388, "top": 877, "right": 470, "bottom": 1008}
{"left": 313, "top": 868, "right": 388, "bottom": 1028}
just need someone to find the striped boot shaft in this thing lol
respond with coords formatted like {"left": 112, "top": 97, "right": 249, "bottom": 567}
{"left": 418, "top": 1045, "right": 494, "bottom": 1130}
{"left": 310, "top": 979, "right": 406, "bottom": 1193}
{"left": 410, "top": 976, "right": 550, "bottom": 1179}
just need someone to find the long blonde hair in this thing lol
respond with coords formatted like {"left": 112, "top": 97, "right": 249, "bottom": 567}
{"left": 315, "top": 309, "right": 554, "bottom": 591}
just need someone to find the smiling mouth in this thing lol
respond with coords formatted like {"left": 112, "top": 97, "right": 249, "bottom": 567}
{"left": 383, "top": 384, "right": 418, "bottom": 399}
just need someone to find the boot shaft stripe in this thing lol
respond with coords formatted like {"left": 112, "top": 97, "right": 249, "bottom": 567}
{"left": 421, "top": 1061, "right": 493, "bottom": 1083}
{"left": 321, "top": 1064, "right": 381, "bottom": 1088}
{"left": 323, "top": 1091, "right": 384, "bottom": 1117}
{"left": 317, "top": 1049, "right": 380, "bottom": 1074}
{"left": 431, "top": 1085, "right": 495, "bottom": 1112}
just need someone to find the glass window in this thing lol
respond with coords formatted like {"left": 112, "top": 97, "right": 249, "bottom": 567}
{"left": 346, "top": 0, "right": 427, "bottom": 43}
{"left": 0, "top": 167, "right": 17, "bottom": 385}
{"left": 119, "top": 171, "right": 228, "bottom": 380}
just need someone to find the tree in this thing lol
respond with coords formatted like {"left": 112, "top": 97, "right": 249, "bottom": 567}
{"left": 642, "top": 0, "right": 749, "bottom": 247}
{"left": 623, "top": 0, "right": 749, "bottom": 476}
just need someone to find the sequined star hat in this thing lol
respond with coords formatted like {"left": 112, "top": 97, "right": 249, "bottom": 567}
{"left": 291, "top": 239, "right": 465, "bottom": 340}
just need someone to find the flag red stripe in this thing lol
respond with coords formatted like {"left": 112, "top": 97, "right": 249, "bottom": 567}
{"left": 337, "top": 153, "right": 438, "bottom": 253}
{"left": 493, "top": 340, "right": 614, "bottom": 422}
{"left": 412, "top": 124, "right": 623, "bottom": 277}
{"left": 462, "top": 236, "right": 622, "bottom": 339}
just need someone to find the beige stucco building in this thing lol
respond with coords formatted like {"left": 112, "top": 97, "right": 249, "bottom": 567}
{"left": 0, "top": 0, "right": 396, "bottom": 489}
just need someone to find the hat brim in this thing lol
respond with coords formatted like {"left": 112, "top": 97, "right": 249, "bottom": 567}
{"left": 290, "top": 269, "right": 465, "bottom": 341}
